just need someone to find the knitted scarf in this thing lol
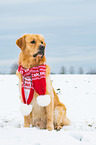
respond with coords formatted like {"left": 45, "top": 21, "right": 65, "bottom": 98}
{"left": 18, "top": 64, "right": 46, "bottom": 105}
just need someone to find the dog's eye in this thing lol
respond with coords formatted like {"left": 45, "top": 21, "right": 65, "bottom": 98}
{"left": 41, "top": 41, "right": 43, "bottom": 44}
{"left": 30, "top": 40, "right": 35, "bottom": 44}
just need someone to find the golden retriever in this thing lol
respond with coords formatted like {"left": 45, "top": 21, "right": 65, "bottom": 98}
{"left": 16, "top": 34, "right": 70, "bottom": 130}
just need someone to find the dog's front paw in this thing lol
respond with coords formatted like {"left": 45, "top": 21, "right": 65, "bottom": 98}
{"left": 55, "top": 125, "right": 63, "bottom": 131}
{"left": 24, "top": 121, "right": 30, "bottom": 127}
{"left": 46, "top": 124, "right": 54, "bottom": 131}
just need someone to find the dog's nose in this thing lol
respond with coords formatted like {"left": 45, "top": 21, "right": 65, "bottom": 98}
{"left": 39, "top": 45, "right": 45, "bottom": 51}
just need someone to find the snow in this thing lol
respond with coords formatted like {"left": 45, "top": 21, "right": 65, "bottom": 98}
{"left": 0, "top": 74, "right": 96, "bottom": 145}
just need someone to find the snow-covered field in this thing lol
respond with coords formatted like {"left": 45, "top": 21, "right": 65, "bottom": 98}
{"left": 0, "top": 74, "right": 96, "bottom": 145}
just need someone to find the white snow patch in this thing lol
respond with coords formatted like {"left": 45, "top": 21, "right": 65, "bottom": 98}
{"left": 0, "top": 74, "right": 96, "bottom": 145}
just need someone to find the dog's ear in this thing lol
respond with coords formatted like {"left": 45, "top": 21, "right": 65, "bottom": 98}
{"left": 16, "top": 35, "right": 26, "bottom": 50}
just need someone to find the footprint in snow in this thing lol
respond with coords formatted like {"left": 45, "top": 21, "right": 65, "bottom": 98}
{"left": 69, "top": 133, "right": 89, "bottom": 142}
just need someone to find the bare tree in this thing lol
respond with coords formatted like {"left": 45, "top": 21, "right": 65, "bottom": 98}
{"left": 60, "top": 66, "right": 67, "bottom": 74}
{"left": 69, "top": 66, "right": 75, "bottom": 74}
{"left": 10, "top": 63, "right": 18, "bottom": 74}
{"left": 78, "top": 67, "right": 84, "bottom": 74}
{"left": 87, "top": 68, "right": 96, "bottom": 74}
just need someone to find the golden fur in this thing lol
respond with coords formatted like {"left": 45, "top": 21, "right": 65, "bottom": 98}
{"left": 16, "top": 34, "right": 70, "bottom": 130}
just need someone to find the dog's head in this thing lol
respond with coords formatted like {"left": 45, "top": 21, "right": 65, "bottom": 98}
{"left": 16, "top": 34, "right": 46, "bottom": 59}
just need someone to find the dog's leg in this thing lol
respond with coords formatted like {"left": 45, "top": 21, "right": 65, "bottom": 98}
{"left": 46, "top": 98, "right": 54, "bottom": 130}
{"left": 46, "top": 74, "right": 54, "bottom": 130}
{"left": 53, "top": 88, "right": 70, "bottom": 130}
{"left": 24, "top": 112, "right": 32, "bottom": 127}
{"left": 54, "top": 106, "right": 70, "bottom": 130}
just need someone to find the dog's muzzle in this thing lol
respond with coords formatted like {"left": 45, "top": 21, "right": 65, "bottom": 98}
{"left": 33, "top": 45, "right": 45, "bottom": 58}
{"left": 39, "top": 45, "right": 45, "bottom": 52}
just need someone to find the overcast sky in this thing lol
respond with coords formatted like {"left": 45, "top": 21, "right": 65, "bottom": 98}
{"left": 0, "top": 0, "right": 96, "bottom": 73}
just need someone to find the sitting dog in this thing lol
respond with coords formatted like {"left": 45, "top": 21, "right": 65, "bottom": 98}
{"left": 16, "top": 34, "right": 70, "bottom": 130}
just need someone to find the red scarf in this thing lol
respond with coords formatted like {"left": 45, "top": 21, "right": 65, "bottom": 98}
{"left": 18, "top": 64, "right": 46, "bottom": 105}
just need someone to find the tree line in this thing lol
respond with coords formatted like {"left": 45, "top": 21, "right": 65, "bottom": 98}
{"left": 60, "top": 66, "right": 96, "bottom": 74}
{"left": 9, "top": 63, "right": 96, "bottom": 74}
